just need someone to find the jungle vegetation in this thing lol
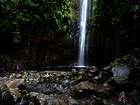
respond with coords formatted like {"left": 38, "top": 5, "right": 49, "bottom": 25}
{"left": 0, "top": 0, "right": 139, "bottom": 70}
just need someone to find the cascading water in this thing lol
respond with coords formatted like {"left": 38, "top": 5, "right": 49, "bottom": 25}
{"left": 78, "top": 0, "right": 88, "bottom": 66}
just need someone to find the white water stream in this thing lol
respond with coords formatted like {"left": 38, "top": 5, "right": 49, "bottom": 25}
{"left": 78, "top": 0, "right": 88, "bottom": 66}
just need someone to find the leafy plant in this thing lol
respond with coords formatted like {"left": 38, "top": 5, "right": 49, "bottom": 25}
{"left": 0, "top": 0, "right": 71, "bottom": 43}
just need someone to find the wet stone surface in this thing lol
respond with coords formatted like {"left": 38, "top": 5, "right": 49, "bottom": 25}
{"left": 0, "top": 71, "right": 77, "bottom": 105}
{"left": 0, "top": 66, "right": 140, "bottom": 105}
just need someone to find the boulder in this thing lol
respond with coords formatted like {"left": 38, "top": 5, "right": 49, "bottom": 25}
{"left": 112, "top": 64, "right": 130, "bottom": 84}
{"left": 6, "top": 79, "right": 25, "bottom": 89}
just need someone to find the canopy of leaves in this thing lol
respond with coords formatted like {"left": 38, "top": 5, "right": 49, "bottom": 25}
{"left": 0, "top": 0, "right": 71, "bottom": 43}
{"left": 89, "top": 0, "right": 139, "bottom": 65}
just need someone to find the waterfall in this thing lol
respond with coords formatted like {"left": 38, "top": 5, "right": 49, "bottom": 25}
{"left": 78, "top": 0, "right": 88, "bottom": 66}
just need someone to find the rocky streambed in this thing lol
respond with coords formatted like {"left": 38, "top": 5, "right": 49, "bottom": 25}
{"left": 0, "top": 66, "right": 140, "bottom": 105}
{"left": 0, "top": 69, "right": 110, "bottom": 105}
{"left": 0, "top": 71, "right": 70, "bottom": 104}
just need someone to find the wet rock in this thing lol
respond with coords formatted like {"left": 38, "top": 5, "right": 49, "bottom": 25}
{"left": 112, "top": 64, "right": 130, "bottom": 84}
{"left": 16, "top": 74, "right": 22, "bottom": 78}
{"left": 4, "top": 79, "right": 26, "bottom": 99}
{"left": 30, "top": 92, "right": 54, "bottom": 105}
{"left": 30, "top": 92, "right": 46, "bottom": 104}
{"left": 30, "top": 96, "right": 41, "bottom": 105}
{"left": 0, "top": 70, "right": 116, "bottom": 105}
{"left": 68, "top": 97, "right": 79, "bottom": 105}
{"left": 88, "top": 66, "right": 99, "bottom": 76}
{"left": 52, "top": 95, "right": 69, "bottom": 105}
{"left": 6, "top": 79, "right": 25, "bottom": 89}
{"left": 68, "top": 95, "right": 97, "bottom": 105}
{"left": 70, "top": 81, "right": 112, "bottom": 99}
{"left": 9, "top": 88, "right": 21, "bottom": 100}
{"left": 0, "top": 84, "right": 9, "bottom": 92}
{"left": 69, "top": 81, "right": 96, "bottom": 99}
{"left": 62, "top": 79, "right": 70, "bottom": 88}
{"left": 73, "top": 81, "right": 96, "bottom": 90}
{"left": 1, "top": 90, "right": 15, "bottom": 105}
{"left": 18, "top": 84, "right": 26, "bottom": 91}
{"left": 26, "top": 72, "right": 71, "bottom": 95}
{"left": 9, "top": 73, "right": 16, "bottom": 79}
{"left": 16, "top": 96, "right": 30, "bottom": 105}
{"left": 0, "top": 77, "right": 9, "bottom": 86}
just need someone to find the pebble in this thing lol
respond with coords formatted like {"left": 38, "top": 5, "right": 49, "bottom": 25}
{"left": 0, "top": 69, "right": 140, "bottom": 105}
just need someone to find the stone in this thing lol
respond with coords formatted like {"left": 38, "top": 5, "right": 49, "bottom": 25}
{"left": 6, "top": 79, "right": 25, "bottom": 89}
{"left": 0, "top": 84, "right": 9, "bottom": 91}
{"left": 16, "top": 74, "right": 22, "bottom": 78}
{"left": 73, "top": 81, "right": 96, "bottom": 90}
{"left": 30, "top": 92, "right": 53, "bottom": 105}
{"left": 112, "top": 64, "right": 130, "bottom": 84}
{"left": 68, "top": 97, "right": 79, "bottom": 105}
{"left": 9, "top": 88, "right": 21, "bottom": 100}
{"left": 62, "top": 79, "right": 70, "bottom": 87}
{"left": 69, "top": 81, "right": 96, "bottom": 99}
{"left": 70, "top": 81, "right": 112, "bottom": 99}
{"left": 18, "top": 84, "right": 26, "bottom": 90}
{"left": 17, "top": 96, "right": 30, "bottom": 105}
{"left": 30, "top": 96, "right": 41, "bottom": 105}
{"left": 0, "top": 70, "right": 115, "bottom": 105}
{"left": 9, "top": 73, "right": 16, "bottom": 79}
{"left": 5, "top": 79, "right": 26, "bottom": 99}
{"left": 1, "top": 90, "right": 15, "bottom": 105}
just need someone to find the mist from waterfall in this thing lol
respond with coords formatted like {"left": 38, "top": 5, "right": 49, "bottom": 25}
{"left": 78, "top": 0, "right": 88, "bottom": 66}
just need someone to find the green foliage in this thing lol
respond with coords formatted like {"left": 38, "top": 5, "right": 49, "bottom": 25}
{"left": 0, "top": 0, "right": 32, "bottom": 42}
{"left": 54, "top": 0, "right": 71, "bottom": 31}
{"left": 90, "top": 0, "right": 139, "bottom": 65}
{"left": 93, "top": 0, "right": 139, "bottom": 40}
{"left": 70, "top": 0, "right": 79, "bottom": 22}
{"left": 0, "top": 0, "right": 71, "bottom": 43}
